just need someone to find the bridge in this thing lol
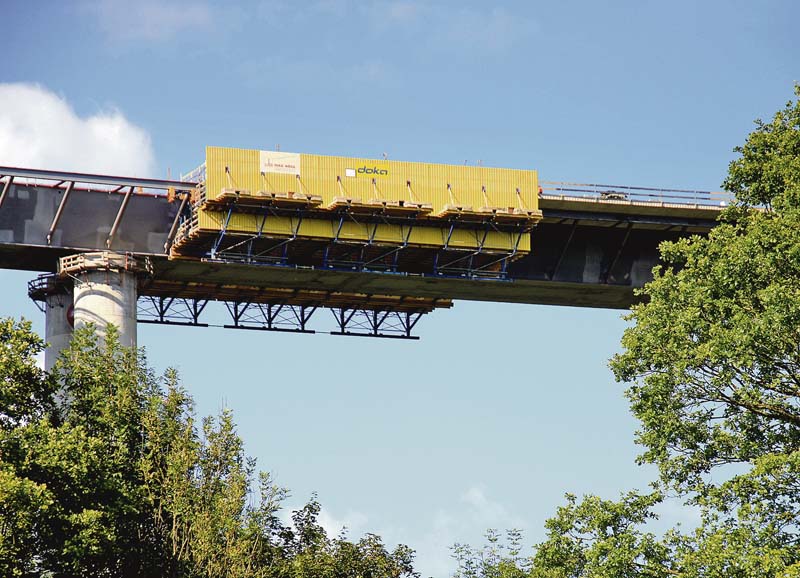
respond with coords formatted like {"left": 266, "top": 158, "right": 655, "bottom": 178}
{"left": 0, "top": 150, "right": 725, "bottom": 366}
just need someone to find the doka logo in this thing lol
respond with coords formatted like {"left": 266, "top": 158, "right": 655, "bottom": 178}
{"left": 357, "top": 165, "right": 389, "bottom": 176}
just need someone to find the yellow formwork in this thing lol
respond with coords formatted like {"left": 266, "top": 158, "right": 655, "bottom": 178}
{"left": 205, "top": 146, "right": 539, "bottom": 214}
{"left": 196, "top": 210, "right": 530, "bottom": 252}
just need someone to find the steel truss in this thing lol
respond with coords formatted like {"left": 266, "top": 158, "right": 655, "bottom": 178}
{"left": 223, "top": 301, "right": 317, "bottom": 333}
{"left": 138, "top": 296, "right": 209, "bottom": 326}
{"left": 330, "top": 308, "right": 423, "bottom": 339}
{"left": 433, "top": 221, "right": 529, "bottom": 279}
{"left": 209, "top": 204, "right": 308, "bottom": 266}
{"left": 136, "top": 295, "right": 430, "bottom": 339}
{"left": 193, "top": 198, "right": 532, "bottom": 280}
{"left": 322, "top": 211, "right": 416, "bottom": 273}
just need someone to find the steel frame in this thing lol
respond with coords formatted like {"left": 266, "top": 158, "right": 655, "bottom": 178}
{"left": 330, "top": 308, "right": 423, "bottom": 339}
{"left": 600, "top": 223, "right": 634, "bottom": 284}
{"left": 209, "top": 203, "right": 307, "bottom": 265}
{"left": 137, "top": 296, "right": 209, "bottom": 326}
{"left": 0, "top": 166, "right": 197, "bottom": 192}
{"left": 186, "top": 194, "right": 534, "bottom": 279}
{"left": 136, "top": 294, "right": 432, "bottom": 339}
{"left": 46, "top": 181, "right": 74, "bottom": 245}
{"left": 0, "top": 176, "right": 13, "bottom": 209}
{"left": 223, "top": 301, "right": 317, "bottom": 333}
{"left": 433, "top": 221, "right": 530, "bottom": 279}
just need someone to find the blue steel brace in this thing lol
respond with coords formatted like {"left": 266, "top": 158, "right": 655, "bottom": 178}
{"left": 246, "top": 211, "right": 270, "bottom": 262}
{"left": 436, "top": 222, "right": 492, "bottom": 276}
{"left": 332, "top": 211, "right": 348, "bottom": 243}
{"left": 472, "top": 226, "right": 527, "bottom": 277}
{"left": 210, "top": 204, "right": 235, "bottom": 259}
{"left": 362, "top": 221, "right": 415, "bottom": 272}
{"left": 356, "top": 219, "right": 381, "bottom": 268}
{"left": 214, "top": 210, "right": 270, "bottom": 261}
{"left": 251, "top": 210, "right": 304, "bottom": 264}
{"left": 323, "top": 210, "right": 349, "bottom": 268}
{"left": 433, "top": 219, "right": 458, "bottom": 275}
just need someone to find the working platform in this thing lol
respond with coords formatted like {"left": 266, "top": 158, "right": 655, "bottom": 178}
{"left": 171, "top": 147, "right": 543, "bottom": 279}
{"left": 0, "top": 161, "right": 728, "bottom": 329}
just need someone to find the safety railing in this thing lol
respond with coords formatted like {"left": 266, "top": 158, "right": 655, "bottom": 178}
{"left": 541, "top": 181, "right": 733, "bottom": 207}
{"left": 0, "top": 166, "right": 197, "bottom": 197}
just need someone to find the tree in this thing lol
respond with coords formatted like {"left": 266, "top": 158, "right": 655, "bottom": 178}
{"left": 452, "top": 88, "right": 800, "bottom": 577}
{"left": 0, "top": 319, "right": 419, "bottom": 577}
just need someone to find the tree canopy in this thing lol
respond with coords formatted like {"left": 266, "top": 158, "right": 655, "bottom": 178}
{"left": 3, "top": 89, "right": 800, "bottom": 578}
{"left": 454, "top": 88, "right": 800, "bottom": 577}
{"left": 0, "top": 320, "right": 418, "bottom": 577}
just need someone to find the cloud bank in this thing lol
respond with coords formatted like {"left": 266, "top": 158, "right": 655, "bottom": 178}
{"left": 0, "top": 83, "right": 155, "bottom": 177}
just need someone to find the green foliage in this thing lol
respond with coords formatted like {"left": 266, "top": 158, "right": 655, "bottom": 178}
{"left": 530, "top": 492, "right": 672, "bottom": 578}
{"left": 452, "top": 88, "right": 800, "bottom": 578}
{"left": 0, "top": 320, "right": 418, "bottom": 577}
{"left": 724, "top": 85, "right": 800, "bottom": 211}
{"left": 612, "top": 207, "right": 800, "bottom": 490}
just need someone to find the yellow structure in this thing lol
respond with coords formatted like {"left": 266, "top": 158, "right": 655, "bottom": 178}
{"left": 174, "top": 147, "right": 542, "bottom": 275}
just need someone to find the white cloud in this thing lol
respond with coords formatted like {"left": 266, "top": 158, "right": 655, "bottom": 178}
{"left": 279, "top": 504, "right": 369, "bottom": 540}
{"left": 460, "top": 485, "right": 525, "bottom": 527}
{"left": 0, "top": 83, "right": 155, "bottom": 176}
{"left": 374, "top": 486, "right": 529, "bottom": 578}
{"left": 318, "top": 507, "right": 369, "bottom": 538}
{"left": 280, "top": 486, "right": 526, "bottom": 577}
{"left": 88, "top": 0, "right": 212, "bottom": 41}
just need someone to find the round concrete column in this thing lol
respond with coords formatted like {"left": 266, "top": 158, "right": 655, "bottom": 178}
{"left": 60, "top": 252, "right": 148, "bottom": 350}
{"left": 44, "top": 286, "right": 74, "bottom": 371}
{"left": 72, "top": 267, "right": 138, "bottom": 348}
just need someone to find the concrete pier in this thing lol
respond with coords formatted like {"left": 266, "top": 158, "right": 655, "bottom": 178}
{"left": 61, "top": 252, "right": 148, "bottom": 349}
{"left": 30, "top": 252, "right": 149, "bottom": 368}
{"left": 43, "top": 286, "right": 73, "bottom": 372}
{"left": 71, "top": 266, "right": 138, "bottom": 349}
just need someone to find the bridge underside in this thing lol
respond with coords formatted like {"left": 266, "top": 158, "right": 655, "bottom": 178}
{"left": 0, "top": 174, "right": 720, "bottom": 311}
{"left": 0, "top": 227, "right": 693, "bottom": 310}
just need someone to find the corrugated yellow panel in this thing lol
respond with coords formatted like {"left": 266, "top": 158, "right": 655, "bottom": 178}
{"left": 197, "top": 210, "right": 529, "bottom": 252}
{"left": 203, "top": 146, "right": 539, "bottom": 212}
{"left": 298, "top": 155, "right": 538, "bottom": 213}
{"left": 206, "top": 147, "right": 304, "bottom": 201}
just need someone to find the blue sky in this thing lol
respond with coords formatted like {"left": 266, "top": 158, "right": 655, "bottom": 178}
{"left": 1, "top": 1, "right": 798, "bottom": 575}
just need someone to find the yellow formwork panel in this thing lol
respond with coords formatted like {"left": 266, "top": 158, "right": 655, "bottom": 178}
{"left": 205, "top": 146, "right": 539, "bottom": 214}
{"left": 197, "top": 211, "right": 530, "bottom": 252}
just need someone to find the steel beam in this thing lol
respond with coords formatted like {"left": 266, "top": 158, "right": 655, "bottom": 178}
{"left": 0, "top": 176, "right": 14, "bottom": 209}
{"left": 106, "top": 186, "right": 135, "bottom": 248}
{"left": 164, "top": 192, "right": 190, "bottom": 252}
{"left": 46, "top": 181, "right": 74, "bottom": 245}
{"left": 0, "top": 166, "right": 196, "bottom": 191}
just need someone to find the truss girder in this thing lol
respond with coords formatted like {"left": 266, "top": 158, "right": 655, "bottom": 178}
{"left": 136, "top": 295, "right": 431, "bottom": 339}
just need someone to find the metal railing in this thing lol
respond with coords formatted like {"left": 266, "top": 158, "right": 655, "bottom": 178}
{"left": 0, "top": 166, "right": 197, "bottom": 196}
{"left": 541, "top": 181, "right": 733, "bottom": 207}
